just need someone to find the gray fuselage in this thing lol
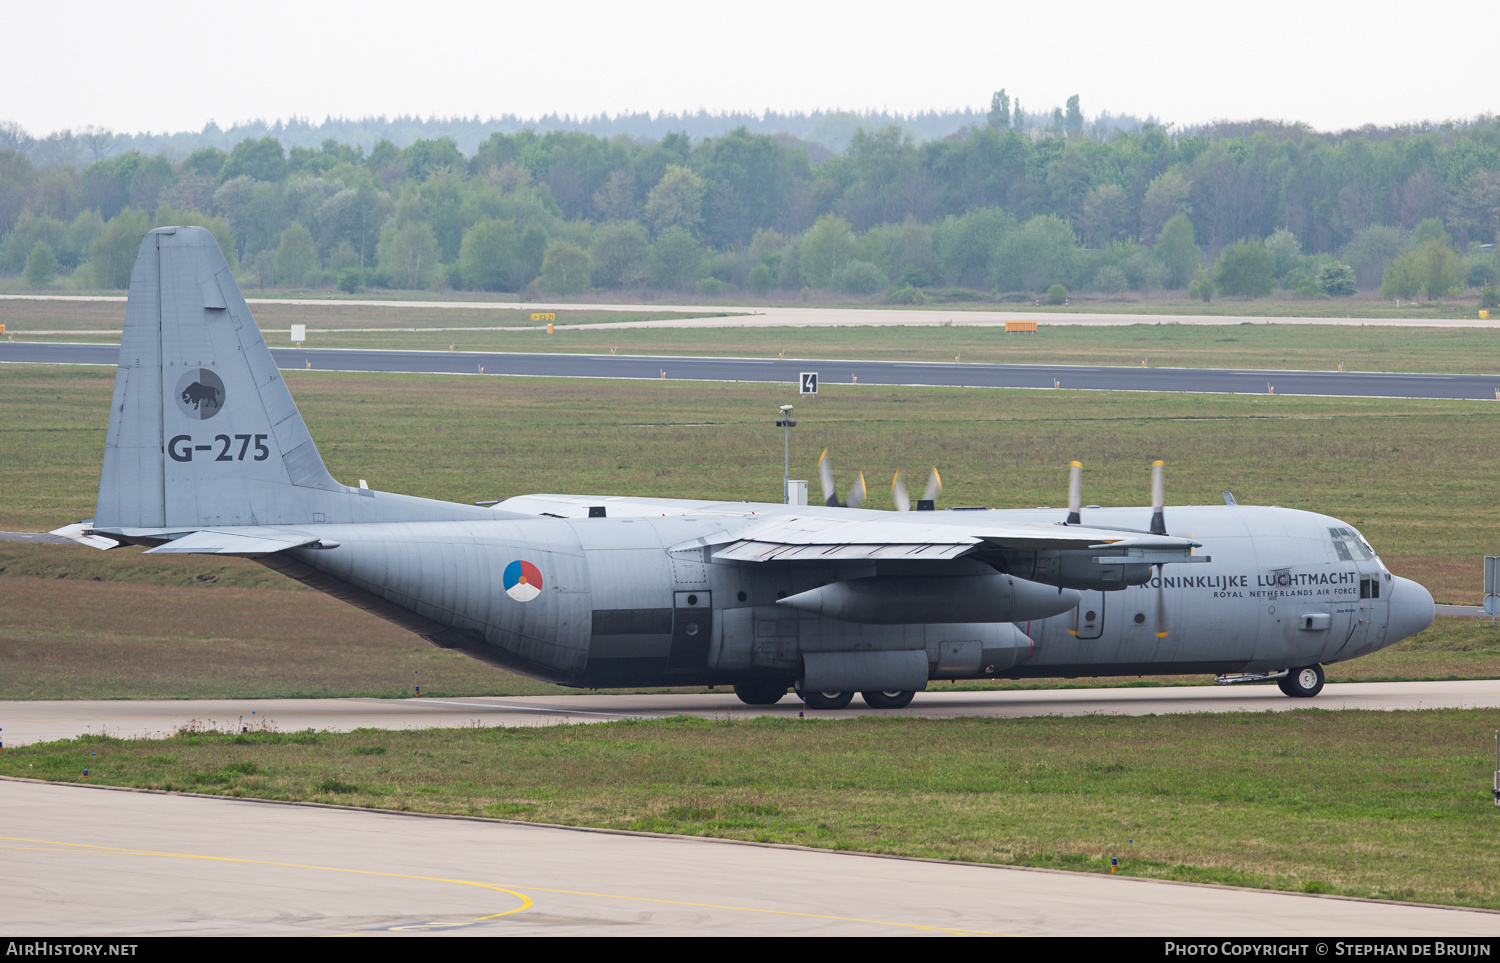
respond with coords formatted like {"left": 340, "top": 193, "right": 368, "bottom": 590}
{"left": 261, "top": 499, "right": 1433, "bottom": 689}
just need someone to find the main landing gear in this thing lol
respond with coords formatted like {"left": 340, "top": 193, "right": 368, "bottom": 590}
{"left": 1278, "top": 664, "right": 1326, "bottom": 698}
{"left": 734, "top": 684, "right": 919, "bottom": 710}
{"left": 792, "top": 689, "right": 917, "bottom": 710}
{"left": 733, "top": 682, "right": 788, "bottom": 706}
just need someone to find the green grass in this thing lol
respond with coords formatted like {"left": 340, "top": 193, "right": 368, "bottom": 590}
{"left": 8, "top": 710, "right": 1500, "bottom": 908}
{"left": 281, "top": 320, "right": 1500, "bottom": 374}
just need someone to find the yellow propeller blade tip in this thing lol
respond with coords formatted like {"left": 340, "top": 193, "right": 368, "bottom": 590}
{"left": 1070, "top": 461, "right": 1082, "bottom": 467}
{"left": 1152, "top": 459, "right": 1164, "bottom": 467}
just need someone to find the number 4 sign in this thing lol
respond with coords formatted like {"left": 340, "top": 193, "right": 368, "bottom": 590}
{"left": 800, "top": 372, "right": 818, "bottom": 395}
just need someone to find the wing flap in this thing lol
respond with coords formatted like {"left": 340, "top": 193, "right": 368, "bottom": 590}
{"left": 714, "top": 541, "right": 973, "bottom": 562}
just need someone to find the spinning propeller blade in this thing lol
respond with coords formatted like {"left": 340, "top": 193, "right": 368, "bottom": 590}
{"left": 1066, "top": 461, "right": 1082, "bottom": 525}
{"left": 892, "top": 471, "right": 911, "bottom": 512}
{"left": 922, "top": 467, "right": 942, "bottom": 504}
{"left": 847, "top": 472, "right": 866, "bottom": 509}
{"left": 1149, "top": 460, "right": 1166, "bottom": 535}
{"left": 1155, "top": 564, "right": 1169, "bottom": 638}
{"left": 818, "top": 449, "right": 838, "bottom": 506}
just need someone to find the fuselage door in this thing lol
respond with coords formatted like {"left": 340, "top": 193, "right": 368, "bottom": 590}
{"left": 668, "top": 590, "right": 713, "bottom": 670}
{"left": 1072, "top": 591, "right": 1105, "bottom": 640}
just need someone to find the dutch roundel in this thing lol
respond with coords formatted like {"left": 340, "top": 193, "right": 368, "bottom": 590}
{"left": 503, "top": 560, "right": 543, "bottom": 602}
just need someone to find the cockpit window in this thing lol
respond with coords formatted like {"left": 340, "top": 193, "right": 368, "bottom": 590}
{"left": 1329, "top": 526, "right": 1374, "bottom": 561}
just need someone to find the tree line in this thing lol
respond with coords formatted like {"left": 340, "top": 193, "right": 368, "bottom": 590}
{"left": 2, "top": 101, "right": 1499, "bottom": 303}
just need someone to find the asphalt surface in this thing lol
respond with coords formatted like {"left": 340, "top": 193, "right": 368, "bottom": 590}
{"left": 5, "top": 341, "right": 1499, "bottom": 400}
{"left": 4, "top": 779, "right": 1497, "bottom": 936}
{"left": 6, "top": 680, "right": 1499, "bottom": 747}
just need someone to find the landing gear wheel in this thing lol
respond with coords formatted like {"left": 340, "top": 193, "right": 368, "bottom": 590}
{"left": 861, "top": 690, "right": 916, "bottom": 709}
{"left": 1278, "top": 664, "right": 1325, "bottom": 698}
{"left": 799, "top": 690, "right": 854, "bottom": 710}
{"left": 733, "top": 682, "right": 787, "bottom": 706}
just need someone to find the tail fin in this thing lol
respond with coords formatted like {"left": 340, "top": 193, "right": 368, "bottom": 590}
{"left": 95, "top": 226, "right": 343, "bottom": 529}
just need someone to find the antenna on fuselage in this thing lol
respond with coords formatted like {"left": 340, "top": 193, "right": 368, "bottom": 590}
{"left": 1066, "top": 461, "right": 1082, "bottom": 525}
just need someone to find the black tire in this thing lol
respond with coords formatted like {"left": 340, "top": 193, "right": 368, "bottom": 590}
{"left": 799, "top": 690, "right": 854, "bottom": 710}
{"left": 861, "top": 690, "right": 916, "bottom": 709}
{"left": 733, "top": 682, "right": 787, "bottom": 706}
{"left": 1278, "top": 664, "right": 1325, "bottom": 698}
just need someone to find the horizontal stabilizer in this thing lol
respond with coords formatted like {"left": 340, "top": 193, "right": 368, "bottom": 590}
{"left": 143, "top": 529, "right": 331, "bottom": 556}
{"left": 47, "top": 522, "right": 122, "bottom": 550}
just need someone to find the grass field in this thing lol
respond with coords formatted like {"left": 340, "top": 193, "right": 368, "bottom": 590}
{"left": 1, "top": 364, "right": 1496, "bottom": 699}
{"left": 7, "top": 297, "right": 1499, "bottom": 373}
{"left": 7, "top": 710, "right": 1500, "bottom": 908}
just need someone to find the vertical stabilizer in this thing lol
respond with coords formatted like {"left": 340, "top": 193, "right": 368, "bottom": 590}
{"left": 95, "top": 226, "right": 342, "bottom": 529}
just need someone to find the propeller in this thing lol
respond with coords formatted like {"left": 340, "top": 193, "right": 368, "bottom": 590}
{"left": 922, "top": 467, "right": 942, "bottom": 505}
{"left": 893, "top": 466, "right": 942, "bottom": 510}
{"left": 818, "top": 449, "right": 866, "bottom": 508}
{"left": 818, "top": 448, "right": 839, "bottom": 506}
{"left": 1066, "top": 461, "right": 1082, "bottom": 525}
{"left": 1149, "top": 460, "right": 1168, "bottom": 637}
{"left": 892, "top": 471, "right": 911, "bottom": 512}
{"left": 1154, "top": 564, "right": 1169, "bottom": 638}
{"left": 1149, "top": 460, "right": 1166, "bottom": 535}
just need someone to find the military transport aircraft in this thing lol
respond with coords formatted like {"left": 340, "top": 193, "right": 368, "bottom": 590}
{"left": 49, "top": 227, "right": 1435, "bottom": 709}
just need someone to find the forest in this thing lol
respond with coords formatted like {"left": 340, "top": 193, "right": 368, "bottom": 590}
{"left": 2, "top": 100, "right": 1499, "bottom": 304}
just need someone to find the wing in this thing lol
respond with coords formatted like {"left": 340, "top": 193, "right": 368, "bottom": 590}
{"left": 711, "top": 514, "right": 1199, "bottom": 563}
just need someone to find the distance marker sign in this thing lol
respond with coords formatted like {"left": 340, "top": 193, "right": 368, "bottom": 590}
{"left": 800, "top": 372, "right": 818, "bottom": 395}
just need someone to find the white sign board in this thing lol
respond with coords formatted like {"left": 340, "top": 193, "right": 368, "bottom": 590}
{"left": 290, "top": 324, "right": 307, "bottom": 343}
{"left": 800, "top": 372, "right": 818, "bottom": 395}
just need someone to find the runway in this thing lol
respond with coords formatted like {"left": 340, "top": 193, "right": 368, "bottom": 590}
{"left": 3, "top": 778, "right": 1497, "bottom": 936}
{"left": 5, "top": 680, "right": 1499, "bottom": 747}
{"left": 5, "top": 341, "right": 1499, "bottom": 400}
{"left": 4, "top": 293, "right": 1498, "bottom": 328}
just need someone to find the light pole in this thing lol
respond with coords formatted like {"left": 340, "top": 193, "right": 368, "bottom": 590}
{"left": 777, "top": 404, "right": 795, "bottom": 503}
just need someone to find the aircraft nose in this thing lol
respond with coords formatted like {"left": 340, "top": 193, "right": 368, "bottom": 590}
{"left": 1386, "top": 576, "right": 1435, "bottom": 642}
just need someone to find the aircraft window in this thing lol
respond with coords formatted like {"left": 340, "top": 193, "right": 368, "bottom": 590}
{"left": 1329, "top": 527, "right": 1373, "bottom": 561}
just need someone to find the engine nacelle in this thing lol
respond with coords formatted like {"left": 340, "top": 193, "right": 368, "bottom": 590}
{"left": 1001, "top": 549, "right": 1153, "bottom": 592}
{"left": 777, "top": 573, "right": 1079, "bottom": 624}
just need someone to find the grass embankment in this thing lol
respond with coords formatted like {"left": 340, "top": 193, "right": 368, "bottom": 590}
{"left": 7, "top": 711, "right": 1500, "bottom": 909}
{"left": 2, "top": 366, "right": 1495, "bottom": 699}
{"left": 6, "top": 298, "right": 1500, "bottom": 373}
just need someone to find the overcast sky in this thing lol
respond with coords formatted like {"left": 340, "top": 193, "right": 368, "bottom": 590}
{"left": 5, "top": 0, "right": 1494, "bottom": 137}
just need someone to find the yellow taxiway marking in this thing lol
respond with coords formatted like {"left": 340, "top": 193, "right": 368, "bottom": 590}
{"left": 0, "top": 835, "right": 532, "bottom": 930}
{"left": 2, "top": 834, "right": 1016, "bottom": 936}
